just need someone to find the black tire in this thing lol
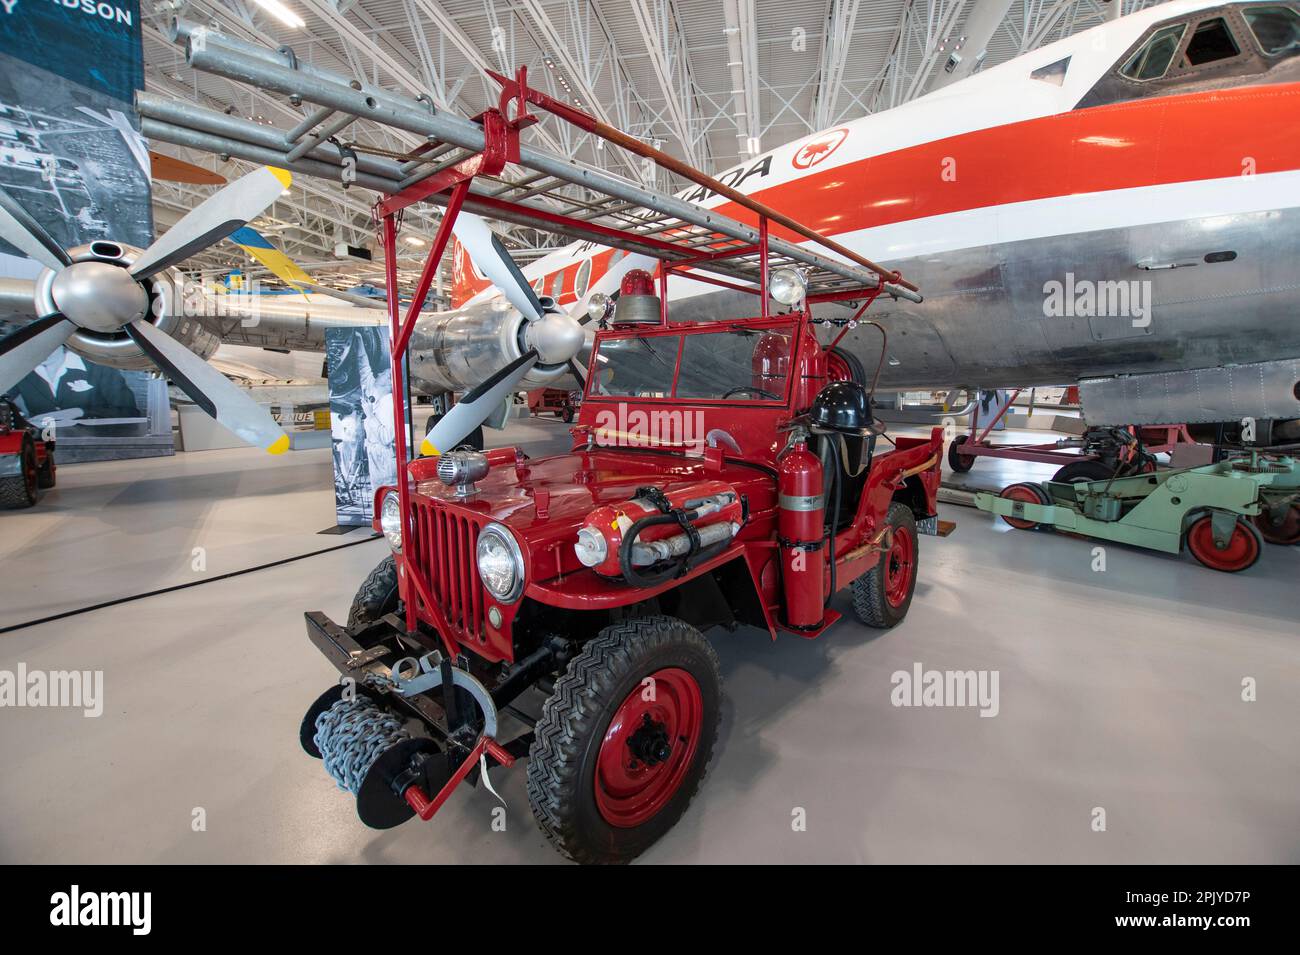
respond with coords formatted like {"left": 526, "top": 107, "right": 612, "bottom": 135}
{"left": 561, "top": 405, "right": 574, "bottom": 423}
{"left": 947, "top": 433, "right": 975, "bottom": 473}
{"left": 0, "top": 439, "right": 39, "bottom": 509}
{"left": 851, "top": 502, "right": 918, "bottom": 629}
{"left": 36, "top": 448, "right": 55, "bottom": 489}
{"left": 526, "top": 615, "right": 721, "bottom": 865}
{"left": 346, "top": 554, "right": 401, "bottom": 628}
{"left": 1052, "top": 459, "right": 1115, "bottom": 484}
{"left": 423, "top": 413, "right": 484, "bottom": 453}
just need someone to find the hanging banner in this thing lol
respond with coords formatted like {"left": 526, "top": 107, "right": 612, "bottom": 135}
{"left": 0, "top": 0, "right": 151, "bottom": 254}
{"left": 326, "top": 326, "right": 411, "bottom": 526}
{"left": 0, "top": 0, "right": 168, "bottom": 461}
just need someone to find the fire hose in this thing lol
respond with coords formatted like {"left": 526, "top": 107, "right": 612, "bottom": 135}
{"left": 618, "top": 487, "right": 739, "bottom": 587}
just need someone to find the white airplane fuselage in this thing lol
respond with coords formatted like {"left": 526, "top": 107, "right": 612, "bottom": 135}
{"left": 459, "top": 0, "right": 1300, "bottom": 425}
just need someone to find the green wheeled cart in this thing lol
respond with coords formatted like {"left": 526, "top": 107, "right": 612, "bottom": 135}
{"left": 975, "top": 451, "right": 1300, "bottom": 572}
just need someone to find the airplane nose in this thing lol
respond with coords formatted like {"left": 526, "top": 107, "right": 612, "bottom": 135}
{"left": 527, "top": 310, "right": 584, "bottom": 365}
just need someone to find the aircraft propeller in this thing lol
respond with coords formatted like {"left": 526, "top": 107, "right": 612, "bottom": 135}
{"left": 419, "top": 212, "right": 587, "bottom": 455}
{"left": 0, "top": 166, "right": 293, "bottom": 453}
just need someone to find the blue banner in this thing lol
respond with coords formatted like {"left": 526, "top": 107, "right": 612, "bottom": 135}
{"left": 0, "top": 0, "right": 143, "bottom": 102}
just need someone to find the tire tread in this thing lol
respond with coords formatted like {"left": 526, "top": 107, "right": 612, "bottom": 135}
{"left": 850, "top": 502, "right": 917, "bottom": 628}
{"left": 526, "top": 615, "right": 720, "bottom": 864}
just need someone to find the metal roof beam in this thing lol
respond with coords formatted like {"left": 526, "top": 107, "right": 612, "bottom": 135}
{"left": 628, "top": 0, "right": 702, "bottom": 169}
{"left": 812, "top": 0, "right": 861, "bottom": 130}
{"left": 929, "top": 0, "right": 1014, "bottom": 91}
{"left": 723, "top": 0, "right": 761, "bottom": 156}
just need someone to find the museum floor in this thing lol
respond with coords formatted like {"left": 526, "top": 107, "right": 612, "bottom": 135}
{"left": 1, "top": 417, "right": 1297, "bottom": 864}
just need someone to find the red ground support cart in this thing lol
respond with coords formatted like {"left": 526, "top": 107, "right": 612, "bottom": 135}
{"left": 288, "top": 68, "right": 947, "bottom": 863}
{"left": 526, "top": 387, "right": 579, "bottom": 423}
{"left": 0, "top": 397, "right": 55, "bottom": 508}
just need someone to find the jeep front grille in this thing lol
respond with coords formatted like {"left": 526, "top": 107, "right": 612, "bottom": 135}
{"left": 410, "top": 496, "right": 486, "bottom": 645}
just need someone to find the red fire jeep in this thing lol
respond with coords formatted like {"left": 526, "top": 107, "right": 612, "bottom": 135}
{"left": 297, "top": 70, "right": 943, "bottom": 864}
{"left": 0, "top": 397, "right": 55, "bottom": 508}
{"left": 302, "top": 296, "right": 944, "bottom": 862}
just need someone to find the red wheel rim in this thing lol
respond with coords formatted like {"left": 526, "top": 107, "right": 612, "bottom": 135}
{"left": 999, "top": 484, "right": 1042, "bottom": 530}
{"left": 1187, "top": 517, "right": 1259, "bottom": 571}
{"left": 1254, "top": 505, "right": 1300, "bottom": 546}
{"left": 884, "top": 525, "right": 915, "bottom": 607}
{"left": 594, "top": 667, "right": 703, "bottom": 828}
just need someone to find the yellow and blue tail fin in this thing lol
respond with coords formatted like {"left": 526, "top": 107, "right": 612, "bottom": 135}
{"left": 228, "top": 226, "right": 314, "bottom": 292}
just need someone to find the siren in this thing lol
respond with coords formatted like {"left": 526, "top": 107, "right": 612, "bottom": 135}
{"left": 614, "top": 268, "right": 661, "bottom": 324}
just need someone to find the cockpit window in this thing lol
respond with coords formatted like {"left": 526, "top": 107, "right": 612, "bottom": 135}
{"left": 1244, "top": 5, "right": 1300, "bottom": 55}
{"left": 1183, "top": 17, "right": 1240, "bottom": 65}
{"left": 1030, "top": 56, "right": 1071, "bottom": 86}
{"left": 1120, "top": 23, "right": 1186, "bottom": 80}
{"left": 575, "top": 258, "right": 591, "bottom": 298}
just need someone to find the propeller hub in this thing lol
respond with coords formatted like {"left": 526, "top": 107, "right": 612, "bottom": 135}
{"left": 528, "top": 311, "right": 585, "bottom": 365}
{"left": 51, "top": 260, "right": 149, "bottom": 333}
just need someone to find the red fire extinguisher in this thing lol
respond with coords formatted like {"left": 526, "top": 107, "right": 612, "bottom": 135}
{"left": 777, "top": 436, "right": 825, "bottom": 630}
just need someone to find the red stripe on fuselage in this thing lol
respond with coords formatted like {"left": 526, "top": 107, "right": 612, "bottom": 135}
{"left": 709, "top": 82, "right": 1300, "bottom": 243}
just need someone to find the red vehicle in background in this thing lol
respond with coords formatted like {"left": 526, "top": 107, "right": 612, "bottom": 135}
{"left": 0, "top": 397, "right": 55, "bottom": 508}
{"left": 526, "top": 386, "right": 579, "bottom": 423}
{"left": 298, "top": 70, "right": 945, "bottom": 864}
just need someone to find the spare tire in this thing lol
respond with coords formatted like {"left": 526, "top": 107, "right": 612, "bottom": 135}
{"left": 828, "top": 346, "right": 866, "bottom": 386}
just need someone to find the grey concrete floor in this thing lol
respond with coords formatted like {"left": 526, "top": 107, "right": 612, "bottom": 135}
{"left": 1, "top": 416, "right": 1297, "bottom": 864}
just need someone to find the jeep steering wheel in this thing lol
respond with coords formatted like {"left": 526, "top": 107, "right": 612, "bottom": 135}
{"left": 721, "top": 386, "right": 781, "bottom": 400}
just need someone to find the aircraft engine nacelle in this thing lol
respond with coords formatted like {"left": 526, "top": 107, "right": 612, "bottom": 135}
{"left": 32, "top": 242, "right": 220, "bottom": 371}
{"left": 407, "top": 298, "right": 575, "bottom": 395}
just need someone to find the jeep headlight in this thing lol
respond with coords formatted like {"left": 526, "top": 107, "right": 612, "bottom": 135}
{"left": 476, "top": 522, "right": 524, "bottom": 603}
{"left": 770, "top": 267, "right": 807, "bottom": 307}
{"left": 380, "top": 490, "right": 403, "bottom": 550}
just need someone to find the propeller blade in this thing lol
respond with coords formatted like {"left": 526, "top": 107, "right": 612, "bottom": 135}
{"left": 125, "top": 320, "right": 289, "bottom": 454}
{"left": 574, "top": 253, "right": 656, "bottom": 325}
{"left": 0, "top": 191, "right": 71, "bottom": 271}
{"left": 421, "top": 349, "right": 539, "bottom": 456}
{"left": 567, "top": 357, "right": 588, "bottom": 393}
{"left": 130, "top": 166, "right": 292, "bottom": 280}
{"left": 0, "top": 276, "right": 38, "bottom": 318}
{"left": 450, "top": 212, "right": 544, "bottom": 322}
{"left": 0, "top": 315, "right": 75, "bottom": 394}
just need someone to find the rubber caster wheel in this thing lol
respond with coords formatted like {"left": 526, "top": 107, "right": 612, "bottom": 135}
{"left": 1253, "top": 504, "right": 1300, "bottom": 545}
{"left": 998, "top": 482, "right": 1051, "bottom": 530}
{"left": 1185, "top": 515, "right": 1263, "bottom": 572}
{"left": 947, "top": 434, "right": 975, "bottom": 473}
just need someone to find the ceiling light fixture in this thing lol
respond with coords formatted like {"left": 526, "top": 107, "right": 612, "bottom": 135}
{"left": 249, "top": 0, "right": 305, "bottom": 29}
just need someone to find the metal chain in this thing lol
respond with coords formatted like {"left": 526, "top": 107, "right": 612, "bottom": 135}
{"left": 313, "top": 697, "right": 410, "bottom": 795}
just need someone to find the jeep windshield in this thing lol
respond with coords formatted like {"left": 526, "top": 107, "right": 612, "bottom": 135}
{"left": 587, "top": 319, "right": 797, "bottom": 404}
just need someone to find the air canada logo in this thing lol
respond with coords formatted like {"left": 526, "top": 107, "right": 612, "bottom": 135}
{"left": 792, "top": 128, "right": 848, "bottom": 170}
